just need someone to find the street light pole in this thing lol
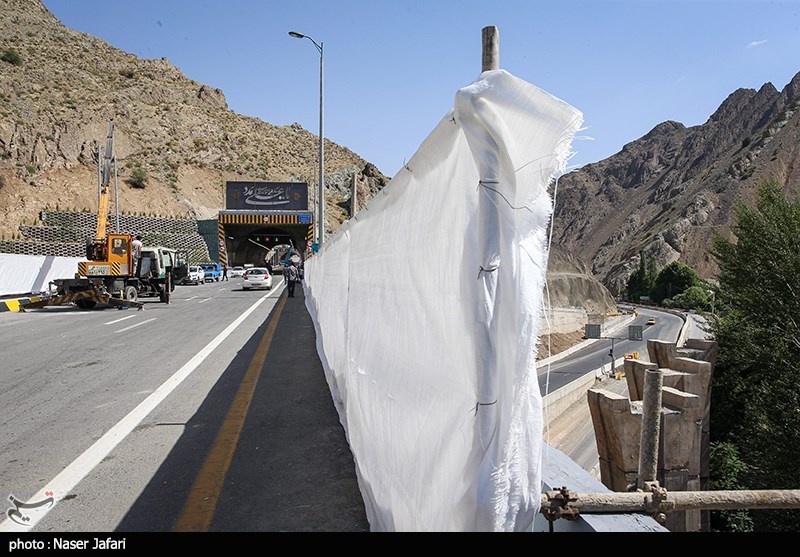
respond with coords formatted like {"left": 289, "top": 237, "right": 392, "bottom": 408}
{"left": 289, "top": 31, "right": 324, "bottom": 249}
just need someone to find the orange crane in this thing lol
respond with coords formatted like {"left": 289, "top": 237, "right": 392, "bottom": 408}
{"left": 78, "top": 118, "right": 137, "bottom": 284}
{"left": 23, "top": 119, "right": 187, "bottom": 311}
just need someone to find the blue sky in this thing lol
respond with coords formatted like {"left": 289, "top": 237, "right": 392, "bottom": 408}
{"left": 41, "top": 0, "right": 800, "bottom": 178}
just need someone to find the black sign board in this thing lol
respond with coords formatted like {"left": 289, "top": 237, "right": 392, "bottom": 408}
{"left": 628, "top": 325, "right": 643, "bottom": 341}
{"left": 226, "top": 181, "right": 308, "bottom": 211}
{"left": 584, "top": 324, "right": 601, "bottom": 339}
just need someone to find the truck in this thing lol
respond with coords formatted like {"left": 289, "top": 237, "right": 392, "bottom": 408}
{"left": 265, "top": 244, "right": 300, "bottom": 274}
{"left": 134, "top": 246, "right": 188, "bottom": 301}
{"left": 23, "top": 119, "right": 187, "bottom": 311}
{"left": 200, "top": 262, "right": 222, "bottom": 282}
{"left": 39, "top": 245, "right": 187, "bottom": 309}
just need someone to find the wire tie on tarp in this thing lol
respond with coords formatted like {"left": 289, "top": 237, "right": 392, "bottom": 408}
{"left": 478, "top": 180, "right": 532, "bottom": 213}
{"left": 477, "top": 265, "right": 498, "bottom": 279}
{"left": 474, "top": 400, "right": 497, "bottom": 416}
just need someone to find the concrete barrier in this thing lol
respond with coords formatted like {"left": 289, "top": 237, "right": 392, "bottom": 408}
{"left": 538, "top": 313, "right": 636, "bottom": 368}
{"left": 0, "top": 254, "right": 85, "bottom": 310}
{"left": 0, "top": 293, "right": 47, "bottom": 313}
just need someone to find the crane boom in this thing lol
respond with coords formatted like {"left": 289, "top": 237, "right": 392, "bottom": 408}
{"left": 95, "top": 118, "right": 114, "bottom": 245}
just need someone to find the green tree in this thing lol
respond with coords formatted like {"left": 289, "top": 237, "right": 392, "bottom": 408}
{"left": 651, "top": 260, "right": 701, "bottom": 304}
{"left": 625, "top": 251, "right": 656, "bottom": 302}
{"left": 709, "top": 179, "right": 800, "bottom": 532}
{"left": 663, "top": 284, "right": 712, "bottom": 311}
{"left": 709, "top": 441, "right": 754, "bottom": 532}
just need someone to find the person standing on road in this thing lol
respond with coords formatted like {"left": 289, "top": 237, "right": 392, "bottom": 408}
{"left": 131, "top": 234, "right": 143, "bottom": 277}
{"left": 285, "top": 260, "right": 299, "bottom": 298}
{"left": 222, "top": 263, "right": 228, "bottom": 281}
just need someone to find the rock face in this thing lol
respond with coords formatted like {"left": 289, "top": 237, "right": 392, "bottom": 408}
{"left": 552, "top": 72, "right": 800, "bottom": 295}
{"left": 0, "top": 0, "right": 386, "bottom": 240}
{"left": 546, "top": 243, "right": 617, "bottom": 315}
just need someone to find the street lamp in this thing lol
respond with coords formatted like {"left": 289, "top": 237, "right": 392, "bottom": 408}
{"left": 289, "top": 31, "right": 324, "bottom": 249}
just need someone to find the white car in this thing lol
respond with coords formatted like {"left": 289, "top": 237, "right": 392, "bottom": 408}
{"left": 184, "top": 265, "right": 204, "bottom": 285}
{"left": 230, "top": 266, "right": 245, "bottom": 278}
{"left": 242, "top": 267, "right": 273, "bottom": 290}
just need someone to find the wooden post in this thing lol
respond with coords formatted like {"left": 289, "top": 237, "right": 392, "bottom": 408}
{"left": 482, "top": 26, "right": 499, "bottom": 72}
{"left": 475, "top": 25, "right": 502, "bottom": 509}
{"left": 351, "top": 173, "right": 358, "bottom": 216}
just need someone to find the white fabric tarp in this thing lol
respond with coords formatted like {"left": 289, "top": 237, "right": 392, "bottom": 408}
{"left": 0, "top": 254, "right": 85, "bottom": 296}
{"left": 303, "top": 69, "right": 583, "bottom": 531}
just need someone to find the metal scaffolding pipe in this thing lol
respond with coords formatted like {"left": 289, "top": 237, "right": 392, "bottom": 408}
{"left": 541, "top": 488, "right": 800, "bottom": 519}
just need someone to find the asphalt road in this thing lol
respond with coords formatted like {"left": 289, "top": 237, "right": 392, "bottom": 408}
{"left": 0, "top": 276, "right": 369, "bottom": 533}
{"left": 537, "top": 307, "right": 684, "bottom": 396}
{"left": 540, "top": 307, "right": 707, "bottom": 476}
{"left": 0, "top": 277, "right": 700, "bottom": 534}
{"left": 685, "top": 311, "right": 713, "bottom": 340}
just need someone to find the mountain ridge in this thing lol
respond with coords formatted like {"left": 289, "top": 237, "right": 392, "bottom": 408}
{"left": 553, "top": 69, "right": 800, "bottom": 294}
{"left": 0, "top": 0, "right": 387, "bottom": 241}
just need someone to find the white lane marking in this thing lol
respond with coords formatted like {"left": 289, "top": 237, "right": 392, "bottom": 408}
{"left": 104, "top": 315, "right": 136, "bottom": 325}
{"left": 198, "top": 298, "right": 211, "bottom": 304}
{"left": 0, "top": 287, "right": 280, "bottom": 532}
{"left": 48, "top": 312, "right": 93, "bottom": 316}
{"left": 115, "top": 318, "right": 157, "bottom": 333}
{"left": 186, "top": 296, "right": 198, "bottom": 301}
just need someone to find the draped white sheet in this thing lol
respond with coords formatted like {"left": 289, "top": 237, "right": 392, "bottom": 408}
{"left": 0, "top": 254, "right": 86, "bottom": 296}
{"left": 304, "top": 69, "right": 583, "bottom": 531}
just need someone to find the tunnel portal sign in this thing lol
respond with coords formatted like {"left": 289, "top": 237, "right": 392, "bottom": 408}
{"left": 226, "top": 181, "right": 308, "bottom": 211}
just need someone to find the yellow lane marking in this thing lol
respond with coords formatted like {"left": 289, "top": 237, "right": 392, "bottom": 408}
{"left": 173, "top": 294, "right": 287, "bottom": 531}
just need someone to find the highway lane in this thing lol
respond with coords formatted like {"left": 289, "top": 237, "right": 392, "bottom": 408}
{"left": 537, "top": 307, "right": 684, "bottom": 397}
{"left": 539, "top": 307, "right": 702, "bottom": 476}
{"left": 0, "top": 280, "right": 697, "bottom": 531}
{"left": 0, "top": 276, "right": 286, "bottom": 531}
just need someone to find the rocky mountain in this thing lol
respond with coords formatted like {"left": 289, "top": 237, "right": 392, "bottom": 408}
{"left": 0, "top": 0, "right": 387, "bottom": 241}
{"left": 0, "top": 0, "right": 617, "bottom": 337}
{"left": 552, "top": 71, "right": 800, "bottom": 295}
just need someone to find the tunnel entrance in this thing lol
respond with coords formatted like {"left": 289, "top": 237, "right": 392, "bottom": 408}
{"left": 217, "top": 182, "right": 314, "bottom": 268}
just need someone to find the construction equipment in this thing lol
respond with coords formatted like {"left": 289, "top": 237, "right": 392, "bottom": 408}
{"left": 25, "top": 119, "right": 187, "bottom": 311}
{"left": 265, "top": 243, "right": 300, "bottom": 274}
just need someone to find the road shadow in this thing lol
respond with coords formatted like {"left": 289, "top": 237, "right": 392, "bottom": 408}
{"left": 116, "top": 286, "right": 369, "bottom": 532}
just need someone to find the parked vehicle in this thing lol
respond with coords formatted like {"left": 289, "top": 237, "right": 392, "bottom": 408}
{"left": 183, "top": 265, "right": 204, "bottom": 285}
{"left": 200, "top": 262, "right": 222, "bottom": 282}
{"left": 230, "top": 266, "right": 245, "bottom": 278}
{"left": 135, "top": 246, "right": 188, "bottom": 302}
{"left": 242, "top": 267, "right": 273, "bottom": 291}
